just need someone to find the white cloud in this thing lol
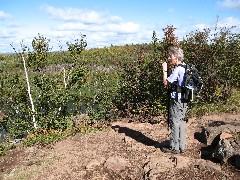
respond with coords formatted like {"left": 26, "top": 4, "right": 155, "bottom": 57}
{"left": 55, "top": 21, "right": 139, "bottom": 34}
{"left": 56, "top": 23, "right": 89, "bottom": 31}
{"left": 0, "top": 11, "right": 11, "bottom": 19}
{"left": 218, "top": 16, "right": 240, "bottom": 26}
{"left": 193, "top": 23, "right": 209, "bottom": 31}
{"left": 218, "top": 0, "right": 240, "bottom": 9}
{"left": 7, "top": 22, "right": 21, "bottom": 28}
{"left": 175, "top": 16, "right": 240, "bottom": 41}
{"left": 2, "top": 4, "right": 239, "bottom": 54}
{"left": 42, "top": 5, "right": 141, "bottom": 49}
{"left": 0, "top": 5, "right": 167, "bottom": 52}
{"left": 43, "top": 5, "right": 104, "bottom": 24}
{"left": 217, "top": 17, "right": 240, "bottom": 32}
{"left": 40, "top": 4, "right": 141, "bottom": 49}
{"left": 0, "top": 28, "right": 16, "bottom": 39}
{"left": 105, "top": 22, "right": 140, "bottom": 34}
{"left": 109, "top": 16, "right": 123, "bottom": 22}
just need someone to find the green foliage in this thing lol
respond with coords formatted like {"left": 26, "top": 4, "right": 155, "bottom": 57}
{"left": 113, "top": 24, "right": 240, "bottom": 119}
{"left": 182, "top": 26, "right": 240, "bottom": 103}
{"left": 32, "top": 65, "right": 88, "bottom": 130}
{"left": 1, "top": 23, "right": 240, "bottom": 144}
{"left": 23, "top": 129, "right": 65, "bottom": 147}
{"left": 22, "top": 117, "right": 110, "bottom": 147}
{"left": 66, "top": 34, "right": 87, "bottom": 61}
{"left": 79, "top": 69, "right": 120, "bottom": 119}
{"left": 0, "top": 72, "right": 34, "bottom": 138}
{"left": 0, "top": 54, "right": 6, "bottom": 73}
{"left": 189, "top": 88, "right": 240, "bottom": 117}
{"left": 0, "top": 143, "right": 15, "bottom": 156}
{"left": 114, "top": 44, "right": 166, "bottom": 118}
{"left": 0, "top": 54, "right": 5, "bottom": 61}
{"left": 27, "top": 33, "right": 51, "bottom": 71}
{"left": 1, "top": 33, "right": 89, "bottom": 140}
{"left": 114, "top": 26, "right": 179, "bottom": 118}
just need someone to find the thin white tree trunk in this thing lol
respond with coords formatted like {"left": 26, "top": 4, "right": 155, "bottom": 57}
{"left": 63, "top": 67, "right": 67, "bottom": 88}
{"left": 21, "top": 53, "right": 37, "bottom": 129}
{"left": 67, "top": 66, "right": 73, "bottom": 82}
{"left": 64, "top": 65, "right": 74, "bottom": 88}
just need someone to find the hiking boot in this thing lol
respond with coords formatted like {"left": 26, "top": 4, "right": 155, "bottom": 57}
{"left": 161, "top": 147, "right": 180, "bottom": 154}
{"left": 180, "top": 150, "right": 185, "bottom": 153}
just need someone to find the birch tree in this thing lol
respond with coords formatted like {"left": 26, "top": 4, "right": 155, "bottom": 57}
{"left": 21, "top": 51, "right": 37, "bottom": 129}
{"left": 11, "top": 43, "right": 37, "bottom": 129}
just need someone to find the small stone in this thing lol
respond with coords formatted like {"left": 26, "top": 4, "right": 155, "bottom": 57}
{"left": 220, "top": 133, "right": 233, "bottom": 139}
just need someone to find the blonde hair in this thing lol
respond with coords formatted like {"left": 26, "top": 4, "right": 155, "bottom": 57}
{"left": 169, "top": 46, "right": 184, "bottom": 61}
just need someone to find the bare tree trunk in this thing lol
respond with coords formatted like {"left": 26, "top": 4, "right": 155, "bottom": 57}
{"left": 63, "top": 67, "right": 67, "bottom": 88}
{"left": 21, "top": 53, "right": 37, "bottom": 129}
{"left": 63, "top": 65, "right": 74, "bottom": 88}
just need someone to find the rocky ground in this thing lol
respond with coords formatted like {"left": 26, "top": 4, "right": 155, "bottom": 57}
{"left": 1, "top": 112, "right": 240, "bottom": 180}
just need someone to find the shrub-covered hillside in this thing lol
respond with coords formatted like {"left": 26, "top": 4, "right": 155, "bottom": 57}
{"left": 0, "top": 25, "right": 240, "bottom": 142}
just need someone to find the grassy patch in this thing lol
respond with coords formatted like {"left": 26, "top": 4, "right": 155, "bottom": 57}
{"left": 189, "top": 89, "right": 240, "bottom": 117}
{"left": 0, "top": 143, "right": 16, "bottom": 156}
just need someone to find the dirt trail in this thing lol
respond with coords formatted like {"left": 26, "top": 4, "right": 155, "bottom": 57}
{"left": 1, "top": 113, "right": 240, "bottom": 180}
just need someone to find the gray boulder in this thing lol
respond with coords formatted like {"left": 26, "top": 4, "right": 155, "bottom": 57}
{"left": 203, "top": 123, "right": 240, "bottom": 146}
{"left": 195, "top": 120, "right": 240, "bottom": 170}
{"left": 212, "top": 133, "right": 240, "bottom": 169}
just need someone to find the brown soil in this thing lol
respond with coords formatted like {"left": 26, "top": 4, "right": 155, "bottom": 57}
{"left": 1, "top": 112, "right": 240, "bottom": 180}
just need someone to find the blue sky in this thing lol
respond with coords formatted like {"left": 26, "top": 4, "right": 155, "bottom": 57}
{"left": 0, "top": 0, "right": 240, "bottom": 53}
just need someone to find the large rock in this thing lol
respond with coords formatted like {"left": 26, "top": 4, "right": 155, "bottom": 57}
{"left": 198, "top": 122, "right": 240, "bottom": 146}
{"left": 212, "top": 134, "right": 240, "bottom": 170}
{"left": 195, "top": 120, "right": 240, "bottom": 170}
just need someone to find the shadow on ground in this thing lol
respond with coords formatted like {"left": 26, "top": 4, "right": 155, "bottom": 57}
{"left": 112, "top": 125, "right": 170, "bottom": 150}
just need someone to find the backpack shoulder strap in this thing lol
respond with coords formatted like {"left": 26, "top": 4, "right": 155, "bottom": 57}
{"left": 177, "top": 63, "right": 186, "bottom": 68}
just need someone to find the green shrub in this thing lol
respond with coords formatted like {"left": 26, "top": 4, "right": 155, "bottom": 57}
{"left": 182, "top": 27, "right": 240, "bottom": 103}
{"left": 23, "top": 129, "right": 64, "bottom": 147}
{"left": 0, "top": 143, "right": 15, "bottom": 156}
{"left": 1, "top": 24, "right": 240, "bottom": 141}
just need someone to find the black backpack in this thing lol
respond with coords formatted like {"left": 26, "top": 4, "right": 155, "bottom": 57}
{"left": 179, "top": 64, "right": 203, "bottom": 101}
